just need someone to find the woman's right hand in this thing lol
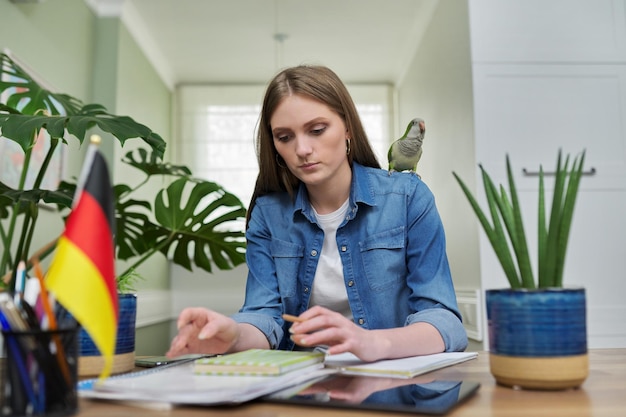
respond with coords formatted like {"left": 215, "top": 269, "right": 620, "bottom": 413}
{"left": 166, "top": 307, "right": 240, "bottom": 357}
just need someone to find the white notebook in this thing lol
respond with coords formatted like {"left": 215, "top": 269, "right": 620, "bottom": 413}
{"left": 324, "top": 351, "right": 478, "bottom": 378}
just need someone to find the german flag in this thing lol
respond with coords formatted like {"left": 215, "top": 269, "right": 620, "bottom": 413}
{"left": 47, "top": 136, "right": 118, "bottom": 378}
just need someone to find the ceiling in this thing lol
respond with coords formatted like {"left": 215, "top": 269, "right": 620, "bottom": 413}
{"left": 88, "top": 0, "right": 438, "bottom": 89}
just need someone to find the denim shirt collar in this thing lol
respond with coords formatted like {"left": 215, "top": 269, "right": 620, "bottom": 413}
{"left": 293, "top": 162, "right": 376, "bottom": 223}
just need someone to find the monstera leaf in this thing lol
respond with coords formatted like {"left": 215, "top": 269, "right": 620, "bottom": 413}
{"left": 57, "top": 176, "right": 154, "bottom": 265}
{"left": 58, "top": 149, "right": 247, "bottom": 279}
{"left": 0, "top": 52, "right": 82, "bottom": 116}
{"left": 0, "top": 52, "right": 166, "bottom": 157}
{"left": 115, "top": 193, "right": 153, "bottom": 261}
{"left": 0, "top": 104, "right": 165, "bottom": 158}
{"left": 113, "top": 149, "right": 197, "bottom": 262}
{"left": 144, "top": 178, "right": 247, "bottom": 274}
{"left": 122, "top": 148, "right": 191, "bottom": 177}
{"left": 0, "top": 181, "right": 73, "bottom": 217}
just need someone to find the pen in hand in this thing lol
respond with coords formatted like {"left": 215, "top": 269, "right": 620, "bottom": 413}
{"left": 282, "top": 314, "right": 306, "bottom": 323}
{"left": 283, "top": 314, "right": 331, "bottom": 354}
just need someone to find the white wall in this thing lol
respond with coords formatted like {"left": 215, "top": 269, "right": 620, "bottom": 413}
{"left": 468, "top": 0, "right": 626, "bottom": 348}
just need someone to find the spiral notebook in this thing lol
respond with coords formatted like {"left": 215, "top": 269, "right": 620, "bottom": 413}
{"left": 193, "top": 348, "right": 325, "bottom": 376}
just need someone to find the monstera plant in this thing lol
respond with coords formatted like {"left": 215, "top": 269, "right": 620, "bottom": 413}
{"left": 0, "top": 52, "right": 246, "bottom": 293}
{"left": 60, "top": 148, "right": 247, "bottom": 292}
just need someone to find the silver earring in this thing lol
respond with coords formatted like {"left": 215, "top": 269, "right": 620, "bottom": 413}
{"left": 346, "top": 138, "right": 351, "bottom": 155}
{"left": 276, "top": 154, "right": 287, "bottom": 169}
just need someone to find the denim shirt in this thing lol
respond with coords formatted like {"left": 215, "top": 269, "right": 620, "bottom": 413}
{"left": 231, "top": 162, "right": 467, "bottom": 352}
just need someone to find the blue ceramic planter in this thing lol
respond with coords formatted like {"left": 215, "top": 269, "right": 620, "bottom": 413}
{"left": 79, "top": 292, "right": 136, "bottom": 355}
{"left": 486, "top": 288, "right": 587, "bottom": 357}
{"left": 78, "top": 293, "right": 137, "bottom": 376}
{"left": 485, "top": 288, "right": 589, "bottom": 389}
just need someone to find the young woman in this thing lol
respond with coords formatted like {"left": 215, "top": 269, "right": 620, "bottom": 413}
{"left": 167, "top": 65, "right": 467, "bottom": 362}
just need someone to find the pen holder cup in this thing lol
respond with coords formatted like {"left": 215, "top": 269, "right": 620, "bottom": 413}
{"left": 0, "top": 326, "right": 79, "bottom": 416}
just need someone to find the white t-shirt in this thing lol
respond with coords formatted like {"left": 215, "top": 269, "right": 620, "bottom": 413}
{"left": 309, "top": 199, "right": 353, "bottom": 320}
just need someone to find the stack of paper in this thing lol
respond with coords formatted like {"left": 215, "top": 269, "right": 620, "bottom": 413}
{"left": 79, "top": 349, "right": 478, "bottom": 407}
{"left": 79, "top": 361, "right": 333, "bottom": 406}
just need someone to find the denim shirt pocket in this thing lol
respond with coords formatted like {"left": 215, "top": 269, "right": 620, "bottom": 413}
{"left": 270, "top": 239, "right": 305, "bottom": 297}
{"left": 359, "top": 226, "right": 406, "bottom": 291}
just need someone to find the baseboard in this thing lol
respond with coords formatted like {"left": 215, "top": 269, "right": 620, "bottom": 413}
{"left": 455, "top": 288, "right": 483, "bottom": 342}
{"left": 587, "top": 305, "right": 626, "bottom": 348}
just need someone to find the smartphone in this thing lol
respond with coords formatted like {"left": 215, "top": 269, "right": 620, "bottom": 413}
{"left": 135, "top": 354, "right": 214, "bottom": 368}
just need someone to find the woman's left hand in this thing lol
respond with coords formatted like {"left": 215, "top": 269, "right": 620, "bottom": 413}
{"left": 288, "top": 306, "right": 388, "bottom": 362}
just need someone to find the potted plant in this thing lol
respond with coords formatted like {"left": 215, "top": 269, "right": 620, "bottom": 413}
{"left": 0, "top": 53, "right": 247, "bottom": 373}
{"left": 453, "top": 150, "right": 587, "bottom": 390}
{"left": 63, "top": 148, "right": 247, "bottom": 375}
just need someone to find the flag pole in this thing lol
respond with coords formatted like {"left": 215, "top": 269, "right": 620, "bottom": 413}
{"left": 46, "top": 133, "right": 118, "bottom": 380}
{"left": 72, "top": 135, "right": 101, "bottom": 208}
{"left": 80, "top": 134, "right": 115, "bottom": 379}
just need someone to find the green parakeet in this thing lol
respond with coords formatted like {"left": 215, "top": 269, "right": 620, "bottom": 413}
{"left": 387, "top": 118, "right": 426, "bottom": 174}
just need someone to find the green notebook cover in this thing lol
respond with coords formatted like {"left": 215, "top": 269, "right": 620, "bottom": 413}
{"left": 193, "top": 349, "right": 325, "bottom": 376}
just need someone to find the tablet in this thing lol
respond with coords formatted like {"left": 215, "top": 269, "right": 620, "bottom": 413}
{"left": 262, "top": 374, "right": 480, "bottom": 415}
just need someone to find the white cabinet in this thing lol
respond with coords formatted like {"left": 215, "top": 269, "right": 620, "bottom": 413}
{"left": 469, "top": 0, "right": 626, "bottom": 348}
{"left": 472, "top": 64, "right": 626, "bottom": 190}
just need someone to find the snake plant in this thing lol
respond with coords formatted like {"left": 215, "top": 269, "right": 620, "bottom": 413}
{"left": 453, "top": 150, "right": 585, "bottom": 289}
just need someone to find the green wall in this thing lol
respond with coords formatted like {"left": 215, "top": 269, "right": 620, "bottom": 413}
{"left": 0, "top": 1, "right": 94, "bottom": 98}
{"left": 1, "top": 0, "right": 95, "bottom": 177}
{"left": 1, "top": 0, "right": 173, "bottom": 355}
{"left": 113, "top": 19, "right": 173, "bottom": 292}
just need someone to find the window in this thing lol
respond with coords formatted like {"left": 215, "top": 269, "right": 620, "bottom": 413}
{"left": 176, "top": 84, "right": 393, "bottom": 208}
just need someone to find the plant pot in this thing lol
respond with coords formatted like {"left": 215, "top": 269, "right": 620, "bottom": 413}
{"left": 78, "top": 293, "right": 137, "bottom": 376}
{"left": 486, "top": 288, "right": 588, "bottom": 390}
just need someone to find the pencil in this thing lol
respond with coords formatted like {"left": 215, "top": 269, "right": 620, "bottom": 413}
{"left": 32, "top": 260, "right": 57, "bottom": 331}
{"left": 282, "top": 314, "right": 306, "bottom": 323}
{"left": 33, "top": 259, "right": 72, "bottom": 385}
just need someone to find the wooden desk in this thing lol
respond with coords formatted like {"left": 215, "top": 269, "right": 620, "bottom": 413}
{"left": 78, "top": 349, "right": 626, "bottom": 416}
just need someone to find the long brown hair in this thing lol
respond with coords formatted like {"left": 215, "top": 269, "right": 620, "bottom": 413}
{"left": 247, "top": 65, "right": 380, "bottom": 226}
